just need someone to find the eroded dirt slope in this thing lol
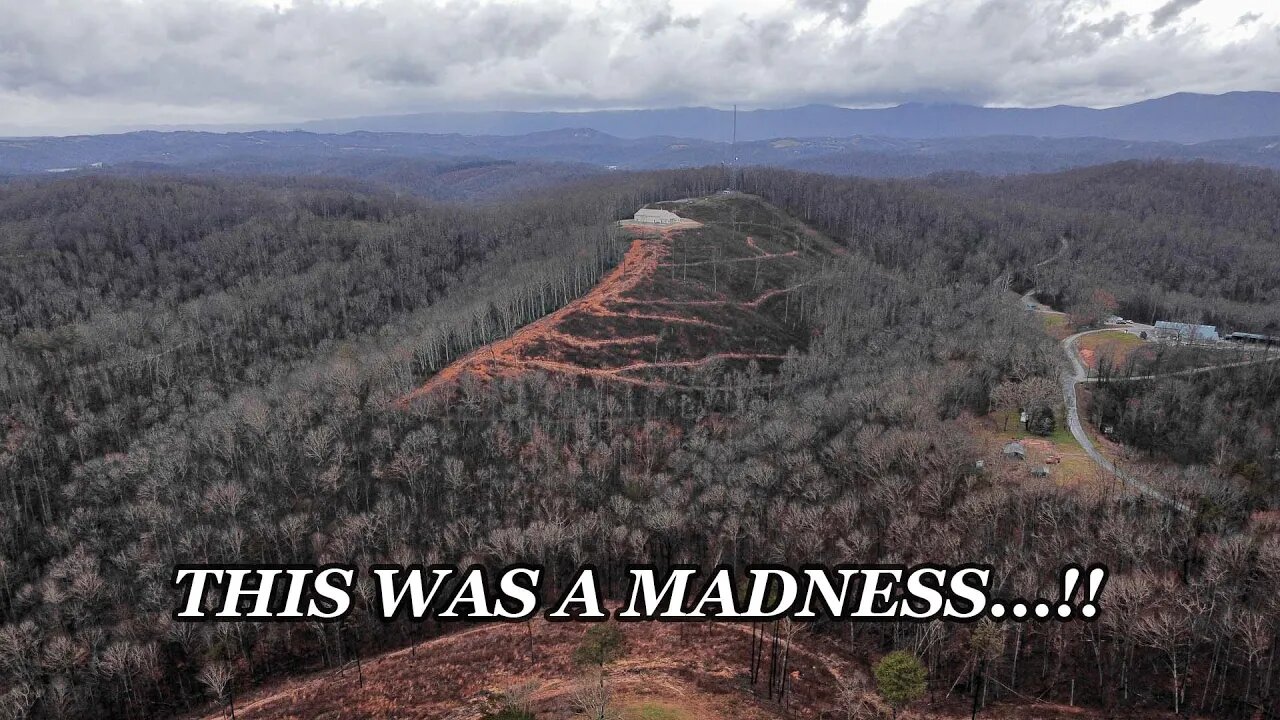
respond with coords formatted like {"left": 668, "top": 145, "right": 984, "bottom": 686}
{"left": 404, "top": 194, "right": 840, "bottom": 400}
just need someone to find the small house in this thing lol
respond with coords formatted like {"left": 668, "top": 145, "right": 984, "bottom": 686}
{"left": 1031, "top": 466, "right": 1051, "bottom": 478}
{"left": 1003, "top": 442, "right": 1026, "bottom": 460}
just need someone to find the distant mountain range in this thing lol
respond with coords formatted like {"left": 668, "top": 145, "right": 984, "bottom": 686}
{"left": 4, "top": 128, "right": 1280, "bottom": 185}
{"left": 274, "top": 92, "right": 1280, "bottom": 144}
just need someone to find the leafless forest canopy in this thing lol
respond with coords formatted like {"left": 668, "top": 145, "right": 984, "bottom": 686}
{"left": 0, "top": 161, "right": 1278, "bottom": 718}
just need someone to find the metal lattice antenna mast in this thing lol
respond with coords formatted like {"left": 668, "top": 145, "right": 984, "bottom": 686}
{"left": 731, "top": 104, "right": 737, "bottom": 190}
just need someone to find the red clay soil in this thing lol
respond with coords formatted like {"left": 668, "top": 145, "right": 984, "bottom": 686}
{"left": 402, "top": 211, "right": 815, "bottom": 402}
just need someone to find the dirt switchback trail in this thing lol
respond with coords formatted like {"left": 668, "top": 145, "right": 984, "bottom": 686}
{"left": 403, "top": 195, "right": 841, "bottom": 401}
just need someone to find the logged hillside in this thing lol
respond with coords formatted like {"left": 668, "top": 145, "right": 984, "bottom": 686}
{"left": 407, "top": 194, "right": 837, "bottom": 399}
{"left": 188, "top": 617, "right": 1116, "bottom": 720}
{"left": 190, "top": 619, "right": 843, "bottom": 720}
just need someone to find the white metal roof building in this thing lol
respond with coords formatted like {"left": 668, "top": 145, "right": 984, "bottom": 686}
{"left": 633, "top": 208, "right": 680, "bottom": 225}
{"left": 1154, "top": 321, "right": 1219, "bottom": 343}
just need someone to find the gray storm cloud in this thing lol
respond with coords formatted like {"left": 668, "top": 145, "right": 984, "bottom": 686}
{"left": 1150, "top": 0, "right": 1203, "bottom": 29}
{"left": 0, "top": 0, "right": 1278, "bottom": 134}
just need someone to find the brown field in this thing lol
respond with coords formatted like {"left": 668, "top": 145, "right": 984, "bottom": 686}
{"left": 190, "top": 619, "right": 849, "bottom": 720}
{"left": 185, "top": 617, "right": 1189, "bottom": 720}
{"left": 973, "top": 411, "right": 1099, "bottom": 486}
{"left": 1039, "top": 313, "right": 1072, "bottom": 340}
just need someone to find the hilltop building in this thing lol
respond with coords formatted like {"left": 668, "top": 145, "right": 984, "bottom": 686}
{"left": 633, "top": 208, "right": 680, "bottom": 225}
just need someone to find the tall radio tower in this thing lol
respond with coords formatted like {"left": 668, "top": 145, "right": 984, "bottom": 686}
{"left": 730, "top": 104, "right": 737, "bottom": 191}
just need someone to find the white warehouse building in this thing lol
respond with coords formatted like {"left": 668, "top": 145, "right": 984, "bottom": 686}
{"left": 633, "top": 208, "right": 680, "bottom": 225}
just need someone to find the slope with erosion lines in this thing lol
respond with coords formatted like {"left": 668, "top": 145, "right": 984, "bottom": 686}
{"left": 403, "top": 194, "right": 842, "bottom": 400}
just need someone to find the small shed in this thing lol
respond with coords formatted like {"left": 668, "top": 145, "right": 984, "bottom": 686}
{"left": 1003, "top": 442, "right": 1026, "bottom": 460}
{"left": 633, "top": 208, "right": 680, "bottom": 225}
{"left": 1031, "top": 466, "right": 1051, "bottom": 478}
{"left": 1226, "top": 332, "right": 1279, "bottom": 345}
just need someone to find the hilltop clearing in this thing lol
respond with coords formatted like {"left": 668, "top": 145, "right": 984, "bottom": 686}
{"left": 405, "top": 194, "right": 841, "bottom": 400}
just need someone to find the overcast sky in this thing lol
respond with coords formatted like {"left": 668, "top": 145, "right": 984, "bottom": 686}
{"left": 2, "top": 0, "right": 1278, "bottom": 135}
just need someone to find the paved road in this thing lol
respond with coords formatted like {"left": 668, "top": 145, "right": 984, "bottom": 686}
{"left": 1060, "top": 329, "right": 1190, "bottom": 511}
{"left": 1023, "top": 239, "right": 1273, "bottom": 512}
{"left": 1023, "top": 238, "right": 1188, "bottom": 509}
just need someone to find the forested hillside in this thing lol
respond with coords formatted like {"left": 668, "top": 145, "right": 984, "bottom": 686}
{"left": 1087, "top": 361, "right": 1280, "bottom": 506}
{"left": 1, "top": 164, "right": 1278, "bottom": 719}
{"left": 954, "top": 161, "right": 1280, "bottom": 331}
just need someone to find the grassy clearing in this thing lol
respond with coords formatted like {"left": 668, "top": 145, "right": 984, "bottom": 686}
{"left": 1054, "top": 452, "right": 1098, "bottom": 481}
{"left": 986, "top": 409, "right": 1097, "bottom": 484}
{"left": 1077, "top": 330, "right": 1145, "bottom": 370}
{"left": 995, "top": 408, "right": 1080, "bottom": 448}
{"left": 625, "top": 702, "right": 692, "bottom": 720}
{"left": 1040, "top": 313, "right": 1071, "bottom": 340}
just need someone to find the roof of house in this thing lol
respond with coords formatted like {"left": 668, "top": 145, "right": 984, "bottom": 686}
{"left": 1003, "top": 441, "right": 1026, "bottom": 455}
